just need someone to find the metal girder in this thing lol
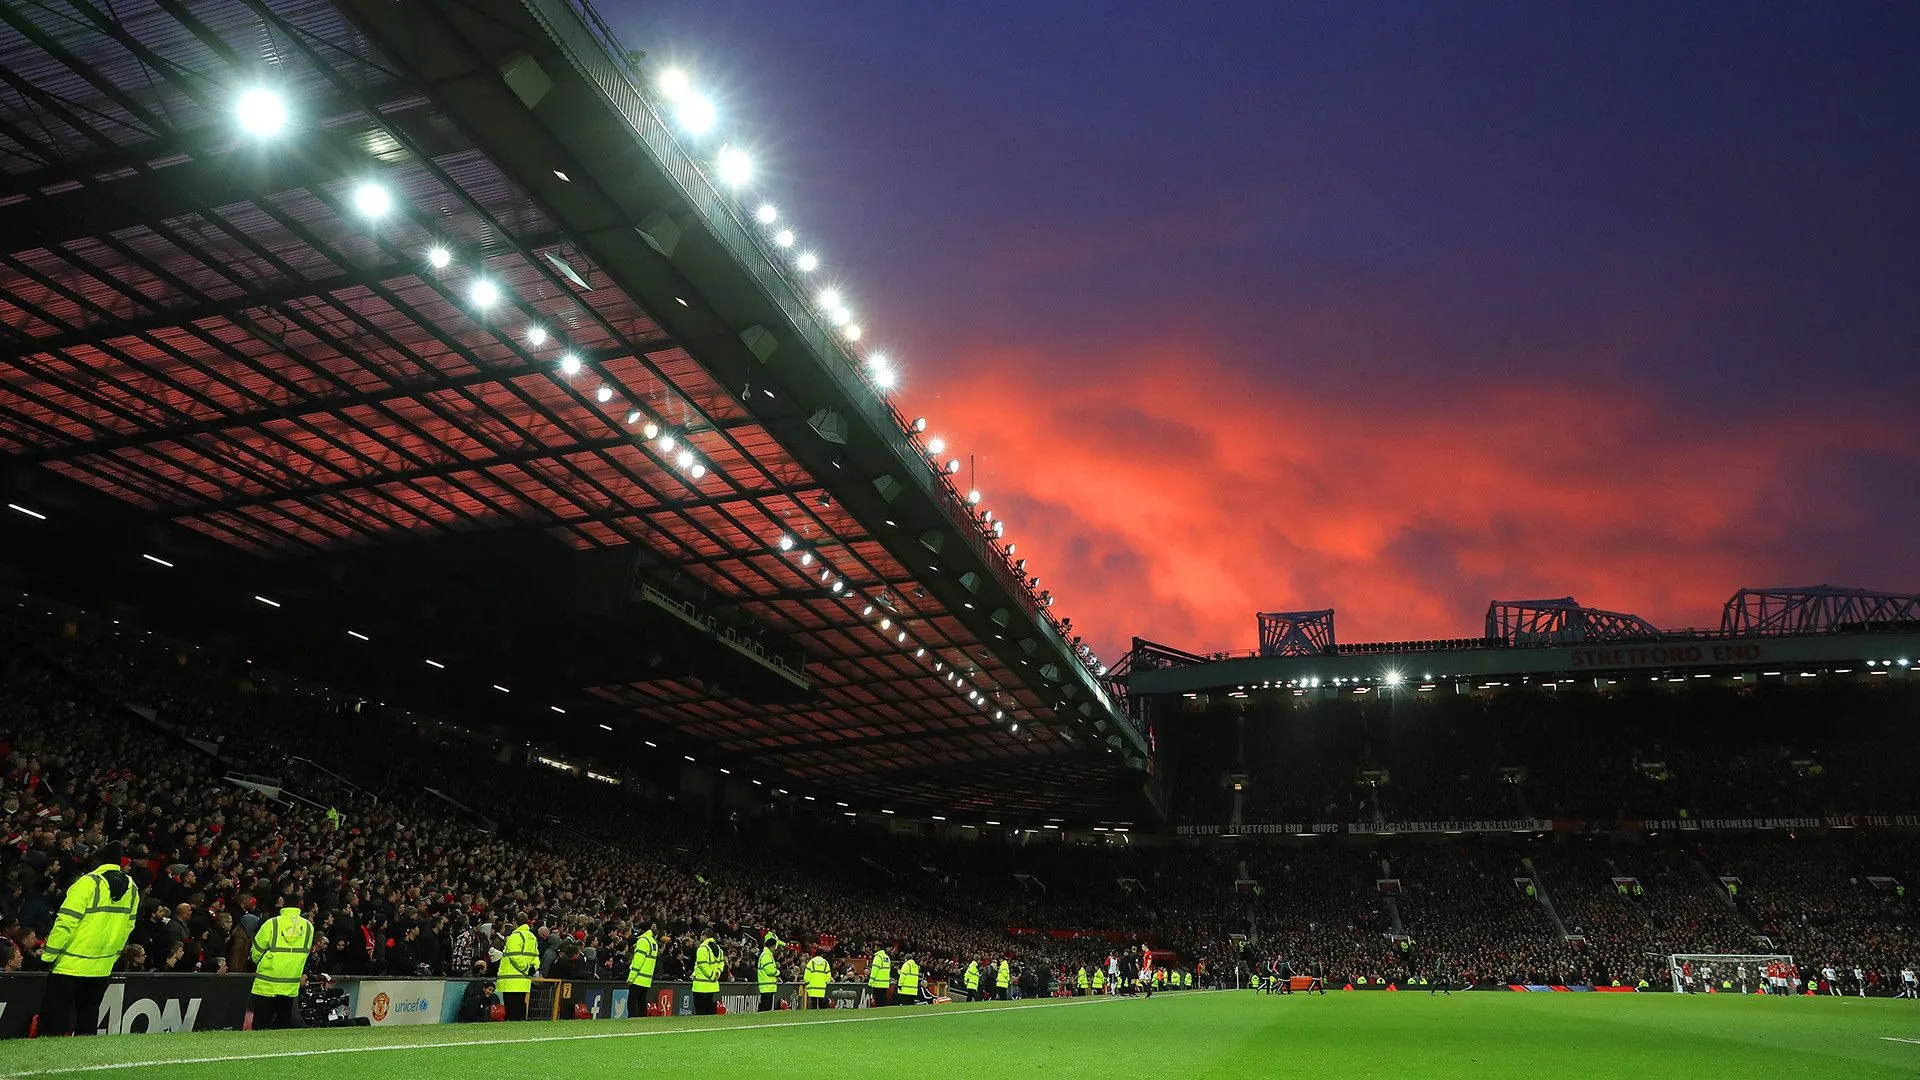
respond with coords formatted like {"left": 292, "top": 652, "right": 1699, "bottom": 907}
{"left": 1486, "top": 597, "right": 1662, "bottom": 647}
{"left": 1257, "top": 608, "right": 1336, "bottom": 657}
{"left": 1722, "top": 586, "right": 1920, "bottom": 637}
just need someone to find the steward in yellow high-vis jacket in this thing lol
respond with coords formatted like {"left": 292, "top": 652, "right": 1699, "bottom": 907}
{"left": 627, "top": 920, "right": 668, "bottom": 1015}
{"left": 498, "top": 914, "right": 540, "bottom": 1020}
{"left": 868, "top": 946, "right": 893, "bottom": 1007}
{"left": 249, "top": 890, "right": 313, "bottom": 1029}
{"left": 804, "top": 950, "right": 832, "bottom": 1008}
{"left": 691, "top": 925, "right": 725, "bottom": 1016}
{"left": 964, "top": 959, "right": 982, "bottom": 1001}
{"left": 897, "top": 953, "right": 922, "bottom": 1005}
{"left": 758, "top": 934, "right": 783, "bottom": 1012}
{"left": 41, "top": 842, "right": 137, "bottom": 1036}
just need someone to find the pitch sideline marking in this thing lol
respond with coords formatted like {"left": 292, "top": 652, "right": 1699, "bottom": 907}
{"left": 3, "top": 994, "right": 1130, "bottom": 1076}
{"left": 1883, "top": 1036, "right": 1920, "bottom": 1045}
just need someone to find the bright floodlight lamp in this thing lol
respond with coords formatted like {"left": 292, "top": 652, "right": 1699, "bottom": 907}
{"left": 927, "top": 437, "right": 945, "bottom": 455}
{"left": 658, "top": 67, "right": 690, "bottom": 100}
{"left": 1385, "top": 670, "right": 1404, "bottom": 686}
{"left": 873, "top": 367, "right": 896, "bottom": 389}
{"left": 236, "top": 88, "right": 287, "bottom": 136}
{"left": 774, "top": 229, "right": 795, "bottom": 248}
{"left": 352, "top": 181, "right": 392, "bottom": 219}
{"left": 945, "top": 459, "right": 961, "bottom": 474}
{"left": 626, "top": 411, "right": 641, "bottom": 425}
{"left": 756, "top": 204, "right": 778, "bottom": 224}
{"left": 659, "top": 434, "right": 676, "bottom": 452}
{"left": 844, "top": 324, "right": 862, "bottom": 341}
{"left": 427, "top": 246, "right": 451, "bottom": 269}
{"left": 828, "top": 307, "right": 851, "bottom": 327}
{"left": 911, "top": 417, "right": 927, "bottom": 433}
{"left": 796, "top": 252, "right": 819, "bottom": 272}
{"left": 642, "top": 421, "right": 660, "bottom": 439}
{"left": 818, "top": 289, "right": 842, "bottom": 309}
{"left": 778, "top": 534, "right": 795, "bottom": 551}
{"left": 676, "top": 449, "right": 695, "bottom": 469}
{"left": 966, "top": 490, "right": 982, "bottom": 505}
{"left": 527, "top": 325, "right": 548, "bottom": 347}
{"left": 469, "top": 279, "right": 500, "bottom": 309}
{"left": 595, "top": 385, "right": 613, "bottom": 403}
{"left": 676, "top": 94, "right": 717, "bottom": 135}
{"left": 559, "top": 353, "right": 581, "bottom": 376}
{"left": 716, "top": 145, "right": 753, "bottom": 186}
{"left": 691, "top": 463, "right": 707, "bottom": 478}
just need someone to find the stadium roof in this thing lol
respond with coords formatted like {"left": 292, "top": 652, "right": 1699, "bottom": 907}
{"left": 0, "top": 0, "right": 1149, "bottom": 823}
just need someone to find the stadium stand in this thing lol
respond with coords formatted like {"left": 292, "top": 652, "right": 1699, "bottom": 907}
{"left": 8, "top": 603, "right": 1920, "bottom": 1006}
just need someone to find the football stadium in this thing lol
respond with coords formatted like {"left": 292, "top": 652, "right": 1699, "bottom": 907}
{"left": 1, "top": 1, "right": 1918, "bottom": 1077}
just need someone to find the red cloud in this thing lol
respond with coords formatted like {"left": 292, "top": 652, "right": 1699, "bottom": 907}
{"left": 908, "top": 346, "right": 1920, "bottom": 660}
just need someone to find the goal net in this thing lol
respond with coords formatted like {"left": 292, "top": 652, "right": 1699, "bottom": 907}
{"left": 1666, "top": 953, "right": 1792, "bottom": 994}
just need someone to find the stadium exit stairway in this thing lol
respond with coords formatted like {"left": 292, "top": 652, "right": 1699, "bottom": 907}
{"left": 1519, "top": 858, "right": 1574, "bottom": 940}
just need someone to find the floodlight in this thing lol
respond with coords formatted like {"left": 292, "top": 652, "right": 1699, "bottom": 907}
{"left": 716, "top": 145, "right": 753, "bottom": 186}
{"left": 559, "top": 353, "right": 581, "bottom": 376}
{"left": 470, "top": 279, "right": 500, "bottom": 308}
{"left": 677, "top": 94, "right": 716, "bottom": 135}
{"left": 690, "top": 464, "right": 707, "bottom": 479}
{"left": 756, "top": 204, "right": 778, "bottom": 224}
{"left": 353, "top": 182, "right": 392, "bottom": 219}
{"left": 595, "top": 385, "right": 613, "bottom": 403}
{"left": 796, "top": 252, "right": 818, "bottom": 272}
{"left": 642, "top": 421, "right": 660, "bottom": 439}
{"left": 659, "top": 68, "right": 690, "bottom": 100}
{"left": 778, "top": 535, "right": 795, "bottom": 551}
{"left": 945, "top": 459, "right": 961, "bottom": 474}
{"left": 927, "top": 437, "right": 945, "bottom": 454}
{"left": 236, "top": 88, "right": 287, "bottom": 136}
{"left": 873, "top": 367, "right": 896, "bottom": 389}
{"left": 966, "top": 490, "right": 981, "bottom": 505}
{"left": 676, "top": 449, "right": 695, "bottom": 468}
{"left": 774, "top": 229, "right": 795, "bottom": 248}
{"left": 659, "top": 434, "right": 676, "bottom": 452}
{"left": 818, "top": 289, "right": 842, "bottom": 309}
{"left": 427, "top": 246, "right": 451, "bottom": 269}
{"left": 844, "top": 325, "right": 862, "bottom": 341}
{"left": 527, "top": 326, "right": 548, "bottom": 347}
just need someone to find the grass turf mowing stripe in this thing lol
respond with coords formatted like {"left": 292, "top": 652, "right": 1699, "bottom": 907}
{"left": 0, "top": 994, "right": 1126, "bottom": 1077}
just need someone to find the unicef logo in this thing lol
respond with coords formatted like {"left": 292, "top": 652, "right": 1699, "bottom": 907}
{"left": 371, "top": 992, "right": 391, "bottom": 1021}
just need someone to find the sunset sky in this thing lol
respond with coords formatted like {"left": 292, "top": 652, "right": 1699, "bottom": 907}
{"left": 606, "top": 0, "right": 1920, "bottom": 660}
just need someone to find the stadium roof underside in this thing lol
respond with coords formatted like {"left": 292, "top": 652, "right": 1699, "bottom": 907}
{"left": 0, "top": 0, "right": 1148, "bottom": 822}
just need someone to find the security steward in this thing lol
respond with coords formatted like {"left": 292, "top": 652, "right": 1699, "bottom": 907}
{"left": 627, "top": 919, "right": 666, "bottom": 1016}
{"left": 248, "top": 889, "right": 314, "bottom": 1029}
{"left": 867, "top": 944, "right": 893, "bottom": 1007}
{"left": 498, "top": 912, "right": 541, "bottom": 1020}
{"left": 995, "top": 957, "right": 1012, "bottom": 1000}
{"left": 691, "top": 923, "right": 725, "bottom": 1015}
{"left": 963, "top": 958, "right": 982, "bottom": 1002}
{"left": 804, "top": 949, "right": 832, "bottom": 1009}
{"left": 40, "top": 842, "right": 138, "bottom": 1036}
{"left": 757, "top": 933, "right": 782, "bottom": 1012}
{"left": 1092, "top": 965, "right": 1106, "bottom": 995}
{"left": 1076, "top": 966, "right": 1089, "bottom": 996}
{"left": 897, "top": 952, "right": 921, "bottom": 1005}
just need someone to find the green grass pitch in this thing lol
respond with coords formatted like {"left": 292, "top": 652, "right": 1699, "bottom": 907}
{"left": 4, "top": 991, "right": 1918, "bottom": 1078}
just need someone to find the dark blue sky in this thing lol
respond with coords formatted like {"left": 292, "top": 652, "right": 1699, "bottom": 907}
{"left": 602, "top": 0, "right": 1920, "bottom": 654}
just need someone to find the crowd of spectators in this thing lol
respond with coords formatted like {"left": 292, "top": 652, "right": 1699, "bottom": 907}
{"left": 7, "top": 602, "right": 1920, "bottom": 1000}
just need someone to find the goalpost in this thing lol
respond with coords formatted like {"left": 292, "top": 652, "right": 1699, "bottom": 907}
{"left": 1666, "top": 953, "right": 1793, "bottom": 994}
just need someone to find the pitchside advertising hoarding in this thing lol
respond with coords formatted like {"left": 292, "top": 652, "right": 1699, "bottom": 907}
{"left": 348, "top": 979, "right": 444, "bottom": 1026}
{"left": 0, "top": 973, "right": 255, "bottom": 1037}
{"left": 0, "top": 976, "right": 902, "bottom": 1038}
